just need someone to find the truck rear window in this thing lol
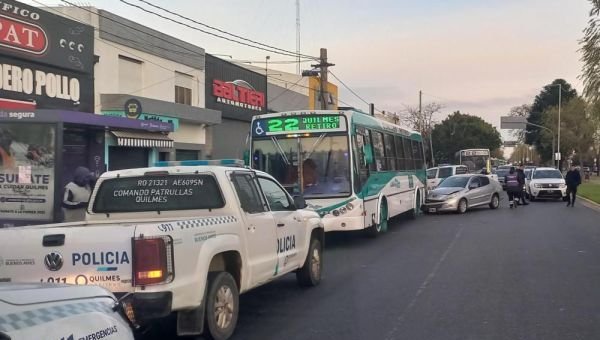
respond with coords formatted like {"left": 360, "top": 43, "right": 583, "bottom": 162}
{"left": 92, "top": 174, "right": 225, "bottom": 213}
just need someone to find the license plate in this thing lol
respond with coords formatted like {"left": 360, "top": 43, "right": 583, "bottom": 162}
{"left": 429, "top": 208, "right": 437, "bottom": 213}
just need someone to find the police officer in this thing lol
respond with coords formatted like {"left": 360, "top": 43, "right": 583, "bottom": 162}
{"left": 505, "top": 167, "right": 521, "bottom": 208}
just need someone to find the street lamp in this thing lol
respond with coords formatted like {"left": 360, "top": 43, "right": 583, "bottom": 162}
{"left": 547, "top": 83, "right": 562, "bottom": 168}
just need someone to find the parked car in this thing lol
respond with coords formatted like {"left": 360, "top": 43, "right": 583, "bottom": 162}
{"left": 422, "top": 174, "right": 502, "bottom": 214}
{"left": 0, "top": 283, "right": 134, "bottom": 340}
{"left": 529, "top": 167, "right": 567, "bottom": 201}
{"left": 495, "top": 165, "right": 513, "bottom": 190}
{"left": 0, "top": 160, "right": 324, "bottom": 340}
{"left": 524, "top": 167, "right": 535, "bottom": 198}
{"left": 426, "top": 165, "right": 469, "bottom": 191}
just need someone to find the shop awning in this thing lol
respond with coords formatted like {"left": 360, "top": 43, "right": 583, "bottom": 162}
{"left": 111, "top": 130, "right": 173, "bottom": 148}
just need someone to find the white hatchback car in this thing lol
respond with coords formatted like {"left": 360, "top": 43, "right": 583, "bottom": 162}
{"left": 528, "top": 167, "right": 567, "bottom": 201}
{"left": 0, "top": 283, "right": 134, "bottom": 340}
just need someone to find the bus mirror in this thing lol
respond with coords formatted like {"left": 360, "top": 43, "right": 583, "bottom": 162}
{"left": 293, "top": 195, "right": 307, "bottom": 209}
{"left": 243, "top": 150, "right": 250, "bottom": 166}
{"left": 363, "top": 144, "right": 374, "bottom": 165}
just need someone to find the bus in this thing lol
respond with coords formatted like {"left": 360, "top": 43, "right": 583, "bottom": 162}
{"left": 455, "top": 148, "right": 491, "bottom": 173}
{"left": 249, "top": 110, "right": 426, "bottom": 236}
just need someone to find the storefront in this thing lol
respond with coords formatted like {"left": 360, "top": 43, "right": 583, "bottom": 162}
{"left": 100, "top": 94, "right": 220, "bottom": 164}
{"left": 0, "top": 109, "right": 173, "bottom": 227}
{"left": 205, "top": 54, "right": 266, "bottom": 159}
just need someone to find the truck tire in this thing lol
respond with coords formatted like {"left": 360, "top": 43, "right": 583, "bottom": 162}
{"left": 296, "top": 237, "right": 322, "bottom": 287}
{"left": 204, "top": 272, "right": 239, "bottom": 340}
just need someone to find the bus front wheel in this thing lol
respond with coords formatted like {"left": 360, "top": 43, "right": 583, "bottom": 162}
{"left": 366, "top": 200, "right": 387, "bottom": 238}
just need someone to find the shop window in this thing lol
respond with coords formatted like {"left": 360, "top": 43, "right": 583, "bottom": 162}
{"left": 175, "top": 86, "right": 192, "bottom": 105}
{"left": 159, "top": 152, "right": 169, "bottom": 162}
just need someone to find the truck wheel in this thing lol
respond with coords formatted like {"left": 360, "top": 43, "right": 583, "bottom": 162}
{"left": 204, "top": 272, "right": 239, "bottom": 340}
{"left": 296, "top": 237, "right": 322, "bottom": 287}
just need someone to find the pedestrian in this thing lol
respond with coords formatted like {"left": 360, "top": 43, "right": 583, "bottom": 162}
{"left": 516, "top": 165, "right": 529, "bottom": 205}
{"left": 565, "top": 165, "right": 582, "bottom": 207}
{"left": 505, "top": 167, "right": 521, "bottom": 208}
{"left": 62, "top": 166, "right": 94, "bottom": 222}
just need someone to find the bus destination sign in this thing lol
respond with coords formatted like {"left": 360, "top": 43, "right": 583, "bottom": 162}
{"left": 252, "top": 114, "right": 346, "bottom": 136}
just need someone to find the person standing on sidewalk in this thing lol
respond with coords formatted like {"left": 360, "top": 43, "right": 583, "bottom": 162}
{"left": 516, "top": 165, "right": 529, "bottom": 205}
{"left": 565, "top": 165, "right": 582, "bottom": 207}
{"left": 505, "top": 167, "right": 521, "bottom": 208}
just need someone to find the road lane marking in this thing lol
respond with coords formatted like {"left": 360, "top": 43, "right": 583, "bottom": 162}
{"left": 385, "top": 224, "right": 466, "bottom": 340}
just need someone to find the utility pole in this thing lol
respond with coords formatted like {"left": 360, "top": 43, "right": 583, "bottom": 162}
{"left": 557, "top": 83, "right": 562, "bottom": 170}
{"left": 312, "top": 48, "right": 334, "bottom": 110}
{"left": 265, "top": 55, "right": 270, "bottom": 112}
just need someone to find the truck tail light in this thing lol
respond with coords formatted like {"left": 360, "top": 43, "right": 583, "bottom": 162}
{"left": 132, "top": 236, "right": 174, "bottom": 286}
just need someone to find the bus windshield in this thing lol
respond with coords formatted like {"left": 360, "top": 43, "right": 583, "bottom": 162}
{"left": 252, "top": 134, "right": 351, "bottom": 198}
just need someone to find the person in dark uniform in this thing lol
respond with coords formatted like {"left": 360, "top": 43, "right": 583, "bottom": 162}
{"left": 516, "top": 165, "right": 529, "bottom": 205}
{"left": 565, "top": 165, "right": 582, "bottom": 207}
{"left": 505, "top": 167, "right": 521, "bottom": 208}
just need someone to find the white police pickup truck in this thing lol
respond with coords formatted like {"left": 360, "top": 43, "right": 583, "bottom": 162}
{"left": 0, "top": 160, "right": 324, "bottom": 340}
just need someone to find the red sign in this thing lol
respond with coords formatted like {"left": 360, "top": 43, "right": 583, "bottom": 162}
{"left": 212, "top": 79, "right": 265, "bottom": 111}
{"left": 0, "top": 14, "right": 47, "bottom": 55}
{"left": 0, "top": 97, "right": 35, "bottom": 109}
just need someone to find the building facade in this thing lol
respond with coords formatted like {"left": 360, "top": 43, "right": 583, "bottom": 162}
{"left": 53, "top": 6, "right": 221, "bottom": 169}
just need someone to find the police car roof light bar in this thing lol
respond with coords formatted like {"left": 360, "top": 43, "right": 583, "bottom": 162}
{"left": 154, "top": 159, "right": 245, "bottom": 167}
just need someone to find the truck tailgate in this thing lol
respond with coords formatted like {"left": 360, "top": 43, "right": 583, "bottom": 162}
{"left": 0, "top": 224, "right": 136, "bottom": 293}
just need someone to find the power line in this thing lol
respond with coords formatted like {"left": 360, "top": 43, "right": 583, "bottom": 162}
{"left": 135, "top": 0, "right": 318, "bottom": 60}
{"left": 118, "top": 0, "right": 318, "bottom": 60}
{"left": 61, "top": 0, "right": 208, "bottom": 59}
{"left": 328, "top": 70, "right": 370, "bottom": 106}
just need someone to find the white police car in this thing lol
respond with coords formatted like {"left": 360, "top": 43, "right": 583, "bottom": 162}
{"left": 0, "top": 283, "right": 134, "bottom": 340}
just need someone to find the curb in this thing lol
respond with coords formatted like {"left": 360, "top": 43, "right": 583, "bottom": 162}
{"left": 577, "top": 195, "right": 600, "bottom": 213}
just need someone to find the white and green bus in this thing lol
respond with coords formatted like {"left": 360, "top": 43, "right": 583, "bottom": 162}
{"left": 249, "top": 110, "right": 426, "bottom": 236}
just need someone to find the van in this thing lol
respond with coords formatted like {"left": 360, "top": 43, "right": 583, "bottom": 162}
{"left": 426, "top": 165, "right": 469, "bottom": 190}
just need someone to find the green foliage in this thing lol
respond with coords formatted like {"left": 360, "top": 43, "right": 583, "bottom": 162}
{"left": 526, "top": 79, "right": 577, "bottom": 158}
{"left": 541, "top": 97, "right": 595, "bottom": 165}
{"left": 431, "top": 111, "right": 502, "bottom": 163}
{"left": 580, "top": 0, "right": 600, "bottom": 102}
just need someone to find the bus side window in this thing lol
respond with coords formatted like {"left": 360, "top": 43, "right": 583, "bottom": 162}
{"left": 412, "top": 140, "right": 423, "bottom": 169}
{"left": 354, "top": 129, "right": 369, "bottom": 192}
{"left": 395, "top": 136, "right": 405, "bottom": 170}
{"left": 383, "top": 134, "right": 396, "bottom": 171}
{"left": 403, "top": 137, "right": 414, "bottom": 170}
{"left": 371, "top": 131, "right": 385, "bottom": 172}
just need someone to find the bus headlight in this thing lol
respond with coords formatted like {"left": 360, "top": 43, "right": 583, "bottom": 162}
{"left": 346, "top": 203, "right": 354, "bottom": 211}
{"left": 339, "top": 207, "right": 347, "bottom": 214}
{"left": 332, "top": 210, "right": 340, "bottom": 217}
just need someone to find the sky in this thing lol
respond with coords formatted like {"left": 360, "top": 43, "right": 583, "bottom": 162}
{"left": 30, "top": 0, "right": 592, "bottom": 138}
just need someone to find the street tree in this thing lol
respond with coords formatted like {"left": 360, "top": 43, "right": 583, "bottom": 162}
{"left": 401, "top": 102, "right": 443, "bottom": 166}
{"left": 541, "top": 97, "right": 595, "bottom": 167}
{"left": 431, "top": 111, "right": 502, "bottom": 163}
{"left": 580, "top": 0, "right": 600, "bottom": 102}
{"left": 508, "top": 104, "right": 531, "bottom": 143}
{"left": 526, "top": 79, "right": 577, "bottom": 156}
{"left": 509, "top": 144, "right": 540, "bottom": 165}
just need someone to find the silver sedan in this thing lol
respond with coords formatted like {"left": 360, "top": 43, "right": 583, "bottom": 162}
{"left": 422, "top": 174, "right": 503, "bottom": 214}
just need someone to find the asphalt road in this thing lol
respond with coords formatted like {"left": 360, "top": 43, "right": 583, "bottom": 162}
{"left": 153, "top": 198, "right": 600, "bottom": 340}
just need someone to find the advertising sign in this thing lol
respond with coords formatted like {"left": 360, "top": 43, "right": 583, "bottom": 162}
{"left": 205, "top": 54, "right": 267, "bottom": 121}
{"left": 0, "top": 0, "right": 94, "bottom": 73}
{"left": 0, "top": 122, "right": 55, "bottom": 222}
{"left": 0, "top": 55, "right": 94, "bottom": 112}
